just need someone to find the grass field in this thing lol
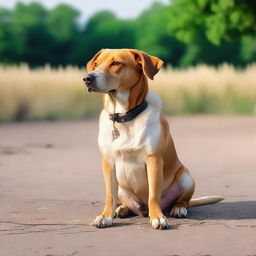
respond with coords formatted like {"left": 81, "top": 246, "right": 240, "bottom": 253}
{"left": 0, "top": 64, "right": 255, "bottom": 121}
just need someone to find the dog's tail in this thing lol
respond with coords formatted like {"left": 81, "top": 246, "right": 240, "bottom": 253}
{"left": 189, "top": 196, "right": 224, "bottom": 207}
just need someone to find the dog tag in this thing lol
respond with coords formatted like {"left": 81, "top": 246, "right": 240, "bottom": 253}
{"left": 112, "top": 126, "right": 120, "bottom": 141}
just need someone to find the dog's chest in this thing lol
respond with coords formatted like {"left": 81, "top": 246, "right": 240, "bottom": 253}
{"left": 98, "top": 102, "right": 161, "bottom": 195}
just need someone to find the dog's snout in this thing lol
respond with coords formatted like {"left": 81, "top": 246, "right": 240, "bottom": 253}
{"left": 83, "top": 73, "right": 95, "bottom": 85}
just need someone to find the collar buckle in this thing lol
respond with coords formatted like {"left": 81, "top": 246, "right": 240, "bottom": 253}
{"left": 109, "top": 113, "right": 120, "bottom": 122}
{"left": 109, "top": 100, "right": 148, "bottom": 123}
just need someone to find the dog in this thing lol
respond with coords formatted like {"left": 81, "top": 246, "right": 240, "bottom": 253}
{"left": 83, "top": 49, "right": 223, "bottom": 230}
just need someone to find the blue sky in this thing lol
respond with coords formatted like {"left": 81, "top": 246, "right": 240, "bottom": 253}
{"left": 0, "top": 0, "right": 169, "bottom": 23}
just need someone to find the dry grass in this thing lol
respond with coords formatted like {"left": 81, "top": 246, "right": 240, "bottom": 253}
{"left": 0, "top": 64, "right": 256, "bottom": 121}
{"left": 0, "top": 64, "right": 101, "bottom": 121}
{"left": 150, "top": 64, "right": 256, "bottom": 115}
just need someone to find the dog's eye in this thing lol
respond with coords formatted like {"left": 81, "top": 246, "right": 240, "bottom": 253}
{"left": 111, "top": 61, "right": 121, "bottom": 66}
{"left": 94, "top": 62, "right": 98, "bottom": 67}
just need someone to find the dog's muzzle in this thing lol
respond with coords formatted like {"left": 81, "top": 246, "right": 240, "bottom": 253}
{"left": 83, "top": 73, "right": 116, "bottom": 93}
{"left": 83, "top": 73, "right": 98, "bottom": 92}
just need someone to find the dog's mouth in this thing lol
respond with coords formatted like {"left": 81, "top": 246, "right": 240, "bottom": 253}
{"left": 86, "top": 85, "right": 116, "bottom": 94}
{"left": 85, "top": 84, "right": 102, "bottom": 93}
{"left": 108, "top": 89, "right": 117, "bottom": 93}
{"left": 84, "top": 81, "right": 116, "bottom": 94}
{"left": 83, "top": 80, "right": 101, "bottom": 93}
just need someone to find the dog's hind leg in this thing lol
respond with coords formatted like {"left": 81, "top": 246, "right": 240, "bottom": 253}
{"left": 161, "top": 166, "right": 195, "bottom": 218}
{"left": 117, "top": 186, "right": 148, "bottom": 217}
{"left": 169, "top": 167, "right": 195, "bottom": 218}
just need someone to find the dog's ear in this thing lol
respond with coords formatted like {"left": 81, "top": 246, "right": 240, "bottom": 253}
{"left": 130, "top": 50, "right": 164, "bottom": 80}
{"left": 87, "top": 49, "right": 104, "bottom": 72}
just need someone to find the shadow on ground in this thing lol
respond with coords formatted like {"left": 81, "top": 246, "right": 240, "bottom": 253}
{"left": 110, "top": 201, "right": 256, "bottom": 228}
{"left": 188, "top": 201, "right": 256, "bottom": 220}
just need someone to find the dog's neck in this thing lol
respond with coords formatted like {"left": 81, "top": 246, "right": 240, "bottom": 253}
{"left": 103, "top": 74, "right": 148, "bottom": 115}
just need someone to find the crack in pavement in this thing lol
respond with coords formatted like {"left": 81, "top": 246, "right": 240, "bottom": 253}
{"left": 0, "top": 220, "right": 94, "bottom": 237}
{"left": 0, "top": 220, "right": 90, "bottom": 226}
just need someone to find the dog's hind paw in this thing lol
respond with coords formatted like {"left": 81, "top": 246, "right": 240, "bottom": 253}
{"left": 151, "top": 216, "right": 169, "bottom": 230}
{"left": 115, "top": 205, "right": 131, "bottom": 218}
{"left": 170, "top": 206, "right": 187, "bottom": 218}
{"left": 92, "top": 216, "right": 113, "bottom": 228}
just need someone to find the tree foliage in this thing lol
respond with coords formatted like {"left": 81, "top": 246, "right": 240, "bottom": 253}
{"left": 165, "top": 0, "right": 256, "bottom": 45}
{"left": 0, "top": 1, "right": 255, "bottom": 67}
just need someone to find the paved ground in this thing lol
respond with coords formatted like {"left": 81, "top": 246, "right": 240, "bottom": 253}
{"left": 0, "top": 116, "right": 255, "bottom": 256}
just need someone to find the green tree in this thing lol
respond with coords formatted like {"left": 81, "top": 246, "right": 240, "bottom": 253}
{"left": 79, "top": 11, "right": 135, "bottom": 65}
{"left": 12, "top": 2, "right": 52, "bottom": 65}
{"left": 240, "top": 36, "right": 256, "bottom": 64}
{"left": 47, "top": 4, "right": 80, "bottom": 65}
{"left": 0, "top": 8, "right": 20, "bottom": 63}
{"left": 165, "top": 0, "right": 256, "bottom": 45}
{"left": 179, "top": 35, "right": 241, "bottom": 67}
{"left": 135, "top": 2, "right": 185, "bottom": 66}
{"left": 48, "top": 4, "right": 79, "bottom": 42}
{"left": 0, "top": 1, "right": 256, "bottom": 67}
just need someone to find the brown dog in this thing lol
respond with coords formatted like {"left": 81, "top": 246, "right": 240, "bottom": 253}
{"left": 84, "top": 49, "right": 223, "bottom": 229}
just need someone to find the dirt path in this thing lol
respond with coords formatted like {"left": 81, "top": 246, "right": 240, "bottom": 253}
{"left": 0, "top": 116, "right": 255, "bottom": 256}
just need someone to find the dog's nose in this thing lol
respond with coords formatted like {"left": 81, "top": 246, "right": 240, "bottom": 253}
{"left": 83, "top": 73, "right": 95, "bottom": 85}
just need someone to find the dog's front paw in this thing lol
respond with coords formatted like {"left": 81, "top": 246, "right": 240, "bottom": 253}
{"left": 151, "top": 216, "right": 169, "bottom": 230}
{"left": 92, "top": 216, "right": 113, "bottom": 228}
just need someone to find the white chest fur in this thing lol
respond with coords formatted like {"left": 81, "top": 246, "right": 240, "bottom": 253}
{"left": 98, "top": 92, "right": 162, "bottom": 197}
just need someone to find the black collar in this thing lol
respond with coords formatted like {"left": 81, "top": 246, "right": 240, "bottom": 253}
{"left": 109, "top": 100, "right": 148, "bottom": 123}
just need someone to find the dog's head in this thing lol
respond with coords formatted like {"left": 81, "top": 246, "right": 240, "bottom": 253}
{"left": 83, "top": 49, "right": 163, "bottom": 93}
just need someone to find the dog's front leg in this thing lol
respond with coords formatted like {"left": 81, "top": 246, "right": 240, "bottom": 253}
{"left": 146, "top": 155, "right": 169, "bottom": 229}
{"left": 92, "top": 157, "right": 118, "bottom": 228}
